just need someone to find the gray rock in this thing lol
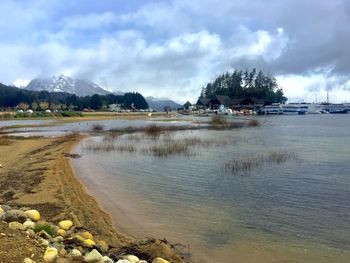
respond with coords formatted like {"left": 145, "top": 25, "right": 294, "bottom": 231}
{"left": 68, "top": 248, "right": 82, "bottom": 258}
{"left": 1, "top": 209, "right": 27, "bottom": 223}
{"left": 38, "top": 238, "right": 50, "bottom": 247}
{"left": 0, "top": 205, "right": 12, "bottom": 212}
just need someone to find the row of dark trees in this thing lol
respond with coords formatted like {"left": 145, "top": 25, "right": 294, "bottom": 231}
{"left": 0, "top": 84, "right": 148, "bottom": 110}
{"left": 200, "top": 69, "right": 287, "bottom": 103}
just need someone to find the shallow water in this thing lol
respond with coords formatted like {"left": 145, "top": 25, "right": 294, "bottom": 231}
{"left": 72, "top": 115, "right": 350, "bottom": 262}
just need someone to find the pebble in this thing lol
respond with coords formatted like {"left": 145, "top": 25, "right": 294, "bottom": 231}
{"left": 83, "top": 238, "right": 96, "bottom": 248}
{"left": 82, "top": 231, "right": 93, "bottom": 240}
{"left": 38, "top": 238, "right": 50, "bottom": 247}
{"left": 58, "top": 220, "right": 73, "bottom": 231}
{"left": 68, "top": 248, "right": 82, "bottom": 258}
{"left": 9, "top": 221, "right": 25, "bottom": 231}
{"left": 151, "top": 258, "right": 169, "bottom": 263}
{"left": 138, "top": 261, "right": 148, "bottom": 263}
{"left": 117, "top": 260, "right": 132, "bottom": 263}
{"left": 124, "top": 255, "right": 139, "bottom": 263}
{"left": 43, "top": 247, "right": 59, "bottom": 262}
{"left": 57, "top": 229, "right": 66, "bottom": 237}
{"left": 23, "top": 258, "right": 36, "bottom": 263}
{"left": 83, "top": 249, "right": 103, "bottom": 262}
{"left": 23, "top": 220, "right": 36, "bottom": 230}
{"left": 97, "top": 240, "right": 109, "bottom": 253}
{"left": 102, "top": 256, "right": 114, "bottom": 263}
{"left": 0, "top": 207, "right": 4, "bottom": 216}
{"left": 24, "top": 210, "right": 41, "bottom": 222}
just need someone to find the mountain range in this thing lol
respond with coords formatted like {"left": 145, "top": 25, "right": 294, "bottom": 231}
{"left": 25, "top": 75, "right": 111, "bottom": 97}
{"left": 23, "top": 75, "right": 182, "bottom": 108}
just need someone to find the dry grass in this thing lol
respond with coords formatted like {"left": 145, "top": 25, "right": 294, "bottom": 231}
{"left": 84, "top": 142, "right": 136, "bottom": 153}
{"left": 211, "top": 115, "right": 228, "bottom": 126}
{"left": 92, "top": 123, "right": 105, "bottom": 131}
{"left": 0, "top": 135, "right": 11, "bottom": 146}
{"left": 225, "top": 151, "right": 296, "bottom": 174}
{"left": 146, "top": 141, "right": 190, "bottom": 157}
{"left": 247, "top": 119, "right": 261, "bottom": 127}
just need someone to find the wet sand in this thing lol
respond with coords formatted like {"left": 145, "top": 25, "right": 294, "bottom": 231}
{"left": 0, "top": 134, "right": 181, "bottom": 262}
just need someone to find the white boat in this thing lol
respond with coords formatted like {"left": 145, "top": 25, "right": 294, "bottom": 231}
{"left": 282, "top": 104, "right": 307, "bottom": 115}
{"left": 320, "top": 103, "right": 347, "bottom": 114}
{"left": 262, "top": 103, "right": 283, "bottom": 114}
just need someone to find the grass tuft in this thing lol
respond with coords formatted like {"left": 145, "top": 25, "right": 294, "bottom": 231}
{"left": 34, "top": 223, "right": 57, "bottom": 237}
{"left": 225, "top": 151, "right": 296, "bottom": 174}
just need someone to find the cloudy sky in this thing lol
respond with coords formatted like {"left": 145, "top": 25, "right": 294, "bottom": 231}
{"left": 1, "top": 0, "right": 350, "bottom": 103}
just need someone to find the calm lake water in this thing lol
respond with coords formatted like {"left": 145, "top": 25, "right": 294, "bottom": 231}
{"left": 72, "top": 115, "right": 350, "bottom": 262}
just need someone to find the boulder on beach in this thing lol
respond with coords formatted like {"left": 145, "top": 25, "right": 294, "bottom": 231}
{"left": 84, "top": 249, "right": 103, "bottom": 262}
{"left": 43, "top": 247, "right": 59, "bottom": 262}
{"left": 24, "top": 209, "right": 41, "bottom": 222}
{"left": 152, "top": 258, "right": 169, "bottom": 263}
{"left": 1, "top": 209, "right": 27, "bottom": 223}
{"left": 58, "top": 220, "right": 73, "bottom": 231}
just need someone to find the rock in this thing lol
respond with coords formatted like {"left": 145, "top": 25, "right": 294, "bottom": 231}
{"left": 43, "top": 247, "right": 59, "bottom": 262}
{"left": 9, "top": 221, "right": 25, "bottom": 231}
{"left": 68, "top": 248, "right": 82, "bottom": 258}
{"left": 0, "top": 205, "right": 11, "bottom": 211}
{"left": 24, "top": 210, "right": 41, "bottom": 222}
{"left": 57, "top": 229, "right": 66, "bottom": 237}
{"left": 23, "top": 220, "right": 36, "bottom": 230}
{"left": 123, "top": 255, "right": 139, "bottom": 263}
{"left": 58, "top": 220, "right": 73, "bottom": 231}
{"left": 84, "top": 249, "right": 103, "bottom": 262}
{"left": 37, "top": 230, "right": 53, "bottom": 240}
{"left": 53, "top": 236, "right": 64, "bottom": 243}
{"left": 151, "top": 258, "right": 169, "bottom": 263}
{"left": 82, "top": 231, "right": 93, "bottom": 240}
{"left": 83, "top": 238, "right": 96, "bottom": 248}
{"left": 138, "top": 261, "right": 148, "bottom": 263}
{"left": 56, "top": 259, "right": 70, "bottom": 263}
{"left": 58, "top": 248, "right": 67, "bottom": 257}
{"left": 0, "top": 207, "right": 4, "bottom": 216}
{"left": 38, "top": 238, "right": 50, "bottom": 247}
{"left": 116, "top": 260, "right": 131, "bottom": 263}
{"left": 103, "top": 256, "right": 114, "bottom": 263}
{"left": 23, "top": 258, "right": 36, "bottom": 263}
{"left": 1, "top": 209, "right": 27, "bottom": 223}
{"left": 74, "top": 234, "right": 85, "bottom": 242}
{"left": 97, "top": 240, "right": 109, "bottom": 253}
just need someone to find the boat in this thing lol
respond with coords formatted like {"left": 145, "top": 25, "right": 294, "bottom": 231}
{"left": 261, "top": 103, "right": 283, "bottom": 115}
{"left": 282, "top": 104, "right": 307, "bottom": 115}
{"left": 320, "top": 103, "right": 347, "bottom": 114}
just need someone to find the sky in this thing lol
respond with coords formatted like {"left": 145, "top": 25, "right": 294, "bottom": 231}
{"left": 1, "top": 0, "right": 350, "bottom": 103}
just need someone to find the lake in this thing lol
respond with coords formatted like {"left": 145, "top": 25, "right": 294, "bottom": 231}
{"left": 72, "top": 114, "right": 350, "bottom": 262}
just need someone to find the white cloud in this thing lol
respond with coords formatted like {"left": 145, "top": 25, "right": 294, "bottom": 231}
{"left": 62, "top": 12, "right": 118, "bottom": 30}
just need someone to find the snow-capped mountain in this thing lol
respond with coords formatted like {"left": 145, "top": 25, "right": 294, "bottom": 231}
{"left": 25, "top": 75, "right": 111, "bottom": 97}
{"left": 146, "top": 96, "right": 182, "bottom": 110}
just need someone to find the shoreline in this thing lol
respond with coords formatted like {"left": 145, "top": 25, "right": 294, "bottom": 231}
{"left": 0, "top": 134, "right": 182, "bottom": 262}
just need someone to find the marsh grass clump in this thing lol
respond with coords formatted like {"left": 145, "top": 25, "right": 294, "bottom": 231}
{"left": 84, "top": 142, "right": 136, "bottom": 153}
{"left": 34, "top": 223, "right": 56, "bottom": 237}
{"left": 147, "top": 141, "right": 190, "bottom": 157}
{"left": 0, "top": 135, "right": 11, "bottom": 146}
{"left": 211, "top": 115, "right": 228, "bottom": 126}
{"left": 225, "top": 151, "right": 296, "bottom": 174}
{"left": 144, "top": 124, "right": 164, "bottom": 137}
{"left": 92, "top": 123, "right": 104, "bottom": 131}
{"left": 247, "top": 119, "right": 261, "bottom": 127}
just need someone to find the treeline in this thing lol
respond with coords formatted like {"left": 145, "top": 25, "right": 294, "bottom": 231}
{"left": 200, "top": 69, "right": 287, "bottom": 103}
{"left": 0, "top": 84, "right": 148, "bottom": 110}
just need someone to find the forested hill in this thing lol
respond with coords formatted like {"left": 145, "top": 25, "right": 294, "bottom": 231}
{"left": 200, "top": 69, "right": 287, "bottom": 104}
{"left": 0, "top": 83, "right": 148, "bottom": 110}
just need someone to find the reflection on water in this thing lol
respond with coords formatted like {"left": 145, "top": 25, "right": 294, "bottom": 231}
{"left": 72, "top": 115, "right": 350, "bottom": 262}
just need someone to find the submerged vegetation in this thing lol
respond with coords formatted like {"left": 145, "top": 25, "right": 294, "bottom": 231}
{"left": 225, "top": 151, "right": 297, "bottom": 174}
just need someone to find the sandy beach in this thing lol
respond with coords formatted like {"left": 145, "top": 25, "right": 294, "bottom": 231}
{"left": 0, "top": 134, "right": 181, "bottom": 262}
